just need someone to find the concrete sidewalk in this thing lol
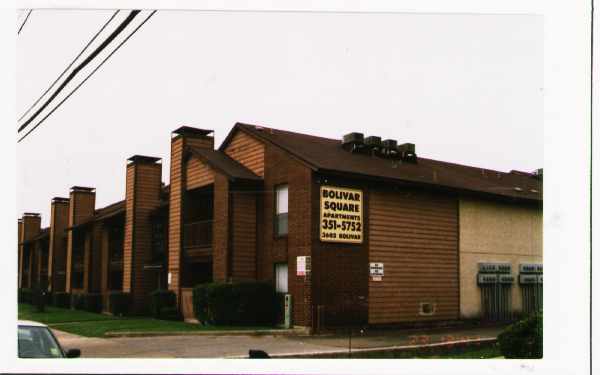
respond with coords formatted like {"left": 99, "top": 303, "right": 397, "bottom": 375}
{"left": 52, "top": 324, "right": 506, "bottom": 358}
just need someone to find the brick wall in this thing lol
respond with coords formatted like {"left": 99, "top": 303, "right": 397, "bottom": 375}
{"left": 168, "top": 129, "right": 214, "bottom": 304}
{"left": 65, "top": 187, "right": 95, "bottom": 293}
{"left": 225, "top": 136, "right": 314, "bottom": 328}
{"left": 19, "top": 214, "right": 41, "bottom": 288}
{"left": 311, "top": 176, "right": 369, "bottom": 329}
{"left": 48, "top": 198, "right": 69, "bottom": 292}
{"left": 212, "top": 172, "right": 229, "bottom": 281}
{"left": 123, "top": 157, "right": 162, "bottom": 314}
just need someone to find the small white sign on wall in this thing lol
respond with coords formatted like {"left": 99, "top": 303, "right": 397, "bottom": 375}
{"left": 370, "top": 262, "right": 384, "bottom": 277}
{"left": 168, "top": 272, "right": 172, "bottom": 285}
{"left": 297, "top": 256, "right": 311, "bottom": 276}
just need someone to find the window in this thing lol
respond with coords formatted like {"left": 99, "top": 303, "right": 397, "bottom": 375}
{"left": 275, "top": 185, "right": 288, "bottom": 236}
{"left": 275, "top": 263, "right": 288, "bottom": 293}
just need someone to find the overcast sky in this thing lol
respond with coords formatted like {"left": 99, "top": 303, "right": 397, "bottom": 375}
{"left": 16, "top": 10, "right": 543, "bottom": 226}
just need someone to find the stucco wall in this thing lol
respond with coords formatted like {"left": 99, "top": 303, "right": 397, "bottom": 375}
{"left": 459, "top": 198, "right": 542, "bottom": 318}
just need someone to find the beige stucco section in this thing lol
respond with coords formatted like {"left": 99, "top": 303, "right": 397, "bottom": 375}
{"left": 459, "top": 198, "right": 542, "bottom": 318}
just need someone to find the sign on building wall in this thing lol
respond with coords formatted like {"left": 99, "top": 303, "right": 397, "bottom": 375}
{"left": 320, "top": 186, "right": 363, "bottom": 243}
{"left": 297, "top": 256, "right": 311, "bottom": 276}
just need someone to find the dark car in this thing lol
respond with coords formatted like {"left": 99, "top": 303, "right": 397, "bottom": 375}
{"left": 18, "top": 320, "right": 80, "bottom": 358}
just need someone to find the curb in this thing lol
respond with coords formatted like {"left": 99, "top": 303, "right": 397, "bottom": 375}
{"left": 227, "top": 337, "right": 498, "bottom": 358}
{"left": 103, "top": 328, "right": 310, "bottom": 338}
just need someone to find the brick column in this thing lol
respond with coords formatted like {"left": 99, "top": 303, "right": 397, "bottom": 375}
{"left": 65, "top": 187, "right": 95, "bottom": 293}
{"left": 18, "top": 219, "right": 23, "bottom": 288}
{"left": 212, "top": 173, "right": 230, "bottom": 282}
{"left": 123, "top": 155, "right": 163, "bottom": 314}
{"left": 168, "top": 126, "right": 214, "bottom": 304}
{"left": 19, "top": 213, "right": 41, "bottom": 289}
{"left": 48, "top": 197, "right": 69, "bottom": 292}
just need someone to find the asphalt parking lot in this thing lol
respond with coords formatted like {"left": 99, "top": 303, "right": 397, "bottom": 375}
{"left": 53, "top": 325, "right": 505, "bottom": 358}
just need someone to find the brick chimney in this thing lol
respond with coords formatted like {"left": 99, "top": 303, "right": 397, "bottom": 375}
{"left": 168, "top": 127, "right": 214, "bottom": 303}
{"left": 18, "top": 213, "right": 41, "bottom": 288}
{"left": 123, "top": 155, "right": 163, "bottom": 314}
{"left": 48, "top": 197, "right": 69, "bottom": 292}
{"left": 65, "top": 186, "right": 95, "bottom": 293}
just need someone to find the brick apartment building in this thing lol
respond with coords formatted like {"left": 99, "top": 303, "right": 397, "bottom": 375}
{"left": 18, "top": 123, "right": 543, "bottom": 331}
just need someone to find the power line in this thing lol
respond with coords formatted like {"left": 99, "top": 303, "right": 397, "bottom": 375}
{"left": 18, "top": 10, "right": 158, "bottom": 143}
{"left": 17, "top": 9, "right": 32, "bottom": 35}
{"left": 18, "top": 10, "right": 121, "bottom": 123}
{"left": 18, "top": 10, "right": 141, "bottom": 133}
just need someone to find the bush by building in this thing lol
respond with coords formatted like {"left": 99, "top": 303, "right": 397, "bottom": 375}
{"left": 82, "top": 293, "right": 103, "bottom": 313}
{"left": 108, "top": 291, "right": 131, "bottom": 316}
{"left": 192, "top": 281, "right": 277, "bottom": 326}
{"left": 52, "top": 292, "right": 71, "bottom": 308}
{"left": 497, "top": 311, "right": 543, "bottom": 358}
{"left": 71, "top": 293, "right": 86, "bottom": 310}
{"left": 18, "top": 288, "right": 33, "bottom": 304}
{"left": 150, "top": 289, "right": 178, "bottom": 320}
{"left": 31, "top": 286, "right": 48, "bottom": 312}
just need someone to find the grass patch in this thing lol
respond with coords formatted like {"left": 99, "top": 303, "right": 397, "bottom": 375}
{"left": 55, "top": 319, "right": 273, "bottom": 337}
{"left": 19, "top": 303, "right": 275, "bottom": 338}
{"left": 18, "top": 303, "right": 117, "bottom": 324}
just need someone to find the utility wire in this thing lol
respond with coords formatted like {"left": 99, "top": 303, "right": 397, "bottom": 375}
{"left": 18, "top": 10, "right": 120, "bottom": 123}
{"left": 18, "top": 9, "right": 141, "bottom": 133}
{"left": 18, "top": 10, "right": 157, "bottom": 143}
{"left": 17, "top": 9, "right": 32, "bottom": 35}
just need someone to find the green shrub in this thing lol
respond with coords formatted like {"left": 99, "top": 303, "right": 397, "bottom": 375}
{"left": 497, "top": 311, "right": 543, "bottom": 358}
{"left": 18, "top": 288, "right": 33, "bottom": 304}
{"left": 71, "top": 293, "right": 86, "bottom": 310}
{"left": 83, "top": 293, "right": 103, "bottom": 313}
{"left": 192, "top": 284, "right": 210, "bottom": 322}
{"left": 52, "top": 292, "right": 71, "bottom": 308}
{"left": 31, "top": 287, "right": 48, "bottom": 312}
{"left": 161, "top": 306, "right": 182, "bottom": 321}
{"left": 108, "top": 292, "right": 131, "bottom": 316}
{"left": 192, "top": 281, "right": 277, "bottom": 326}
{"left": 150, "top": 289, "right": 177, "bottom": 319}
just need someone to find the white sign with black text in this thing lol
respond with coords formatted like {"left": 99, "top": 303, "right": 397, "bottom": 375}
{"left": 297, "top": 256, "right": 311, "bottom": 276}
{"left": 370, "top": 262, "right": 384, "bottom": 279}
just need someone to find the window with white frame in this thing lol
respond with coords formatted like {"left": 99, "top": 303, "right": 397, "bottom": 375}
{"left": 275, "top": 184, "right": 288, "bottom": 236}
{"left": 275, "top": 263, "right": 288, "bottom": 293}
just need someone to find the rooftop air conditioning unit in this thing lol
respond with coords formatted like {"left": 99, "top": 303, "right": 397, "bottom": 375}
{"left": 364, "top": 136, "right": 382, "bottom": 148}
{"left": 381, "top": 139, "right": 398, "bottom": 158}
{"left": 342, "top": 132, "right": 364, "bottom": 152}
{"left": 398, "top": 143, "right": 417, "bottom": 162}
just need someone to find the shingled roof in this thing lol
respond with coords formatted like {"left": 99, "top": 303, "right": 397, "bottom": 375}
{"left": 187, "top": 146, "right": 262, "bottom": 182}
{"left": 21, "top": 227, "right": 50, "bottom": 245}
{"left": 67, "top": 200, "right": 125, "bottom": 231}
{"left": 224, "top": 122, "right": 542, "bottom": 203}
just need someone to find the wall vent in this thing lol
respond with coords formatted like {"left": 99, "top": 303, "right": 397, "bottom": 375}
{"left": 419, "top": 302, "right": 436, "bottom": 316}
